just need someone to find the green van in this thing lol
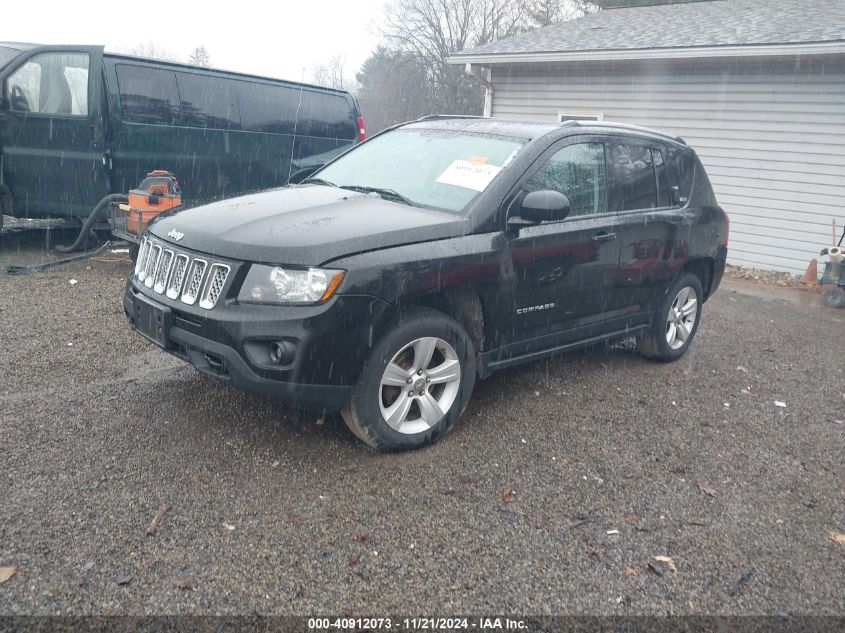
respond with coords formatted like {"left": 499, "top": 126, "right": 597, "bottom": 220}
{"left": 0, "top": 43, "right": 364, "bottom": 229}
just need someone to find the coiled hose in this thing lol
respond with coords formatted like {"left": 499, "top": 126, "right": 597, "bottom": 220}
{"left": 55, "top": 193, "right": 128, "bottom": 253}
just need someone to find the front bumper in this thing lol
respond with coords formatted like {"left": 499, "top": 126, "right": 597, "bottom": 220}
{"left": 123, "top": 278, "right": 390, "bottom": 413}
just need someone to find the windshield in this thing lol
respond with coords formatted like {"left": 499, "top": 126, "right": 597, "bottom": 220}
{"left": 314, "top": 127, "right": 526, "bottom": 213}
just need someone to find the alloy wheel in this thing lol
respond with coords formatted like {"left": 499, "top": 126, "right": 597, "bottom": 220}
{"left": 378, "top": 337, "right": 461, "bottom": 435}
{"left": 666, "top": 286, "right": 698, "bottom": 350}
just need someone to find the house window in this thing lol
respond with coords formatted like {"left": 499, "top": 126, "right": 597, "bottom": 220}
{"left": 558, "top": 111, "right": 603, "bottom": 123}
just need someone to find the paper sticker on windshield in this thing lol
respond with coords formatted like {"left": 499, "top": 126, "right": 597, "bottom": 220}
{"left": 436, "top": 160, "right": 502, "bottom": 192}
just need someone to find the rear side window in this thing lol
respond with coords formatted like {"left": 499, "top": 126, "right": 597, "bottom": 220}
{"left": 296, "top": 91, "right": 355, "bottom": 140}
{"left": 116, "top": 64, "right": 179, "bottom": 125}
{"left": 653, "top": 148, "right": 671, "bottom": 207}
{"left": 609, "top": 143, "right": 657, "bottom": 212}
{"left": 237, "top": 81, "right": 299, "bottom": 134}
{"left": 524, "top": 142, "right": 608, "bottom": 218}
{"left": 176, "top": 72, "right": 239, "bottom": 130}
{"left": 666, "top": 149, "right": 695, "bottom": 206}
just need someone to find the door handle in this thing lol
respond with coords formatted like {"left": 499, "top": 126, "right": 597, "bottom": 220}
{"left": 89, "top": 125, "right": 101, "bottom": 148}
{"left": 592, "top": 232, "right": 616, "bottom": 243}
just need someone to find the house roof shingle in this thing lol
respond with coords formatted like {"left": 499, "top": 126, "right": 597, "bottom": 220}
{"left": 450, "top": 0, "right": 845, "bottom": 61}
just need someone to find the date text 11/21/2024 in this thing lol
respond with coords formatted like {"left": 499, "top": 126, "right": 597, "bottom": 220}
{"left": 307, "top": 617, "right": 529, "bottom": 630}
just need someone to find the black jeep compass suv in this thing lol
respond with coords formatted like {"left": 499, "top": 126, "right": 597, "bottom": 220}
{"left": 124, "top": 116, "right": 728, "bottom": 451}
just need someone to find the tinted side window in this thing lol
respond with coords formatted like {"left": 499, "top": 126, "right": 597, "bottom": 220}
{"left": 237, "top": 81, "right": 299, "bottom": 134}
{"left": 666, "top": 148, "right": 695, "bottom": 206}
{"left": 296, "top": 91, "right": 355, "bottom": 140}
{"left": 176, "top": 72, "right": 239, "bottom": 130}
{"left": 116, "top": 64, "right": 179, "bottom": 125}
{"left": 653, "top": 148, "right": 670, "bottom": 207}
{"left": 524, "top": 142, "right": 608, "bottom": 218}
{"left": 610, "top": 143, "right": 657, "bottom": 211}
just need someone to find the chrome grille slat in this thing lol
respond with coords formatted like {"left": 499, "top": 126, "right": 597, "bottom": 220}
{"left": 181, "top": 259, "right": 208, "bottom": 305}
{"left": 199, "top": 264, "right": 230, "bottom": 309}
{"left": 134, "top": 237, "right": 149, "bottom": 278}
{"left": 166, "top": 254, "right": 189, "bottom": 300}
{"left": 143, "top": 245, "right": 162, "bottom": 288}
{"left": 153, "top": 250, "right": 174, "bottom": 294}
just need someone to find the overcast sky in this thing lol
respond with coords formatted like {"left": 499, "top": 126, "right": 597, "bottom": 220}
{"left": 1, "top": 0, "right": 386, "bottom": 83}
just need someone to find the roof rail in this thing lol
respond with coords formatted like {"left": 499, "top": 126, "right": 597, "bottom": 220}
{"left": 561, "top": 119, "right": 686, "bottom": 145}
{"left": 416, "top": 114, "right": 487, "bottom": 122}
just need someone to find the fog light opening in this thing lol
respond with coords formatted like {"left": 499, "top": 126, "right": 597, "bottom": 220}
{"left": 269, "top": 341, "right": 293, "bottom": 365}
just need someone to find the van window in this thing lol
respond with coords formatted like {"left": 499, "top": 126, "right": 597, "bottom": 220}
{"left": 176, "top": 72, "right": 240, "bottom": 130}
{"left": 610, "top": 143, "right": 657, "bottom": 211}
{"left": 116, "top": 64, "right": 179, "bottom": 125}
{"left": 297, "top": 91, "right": 356, "bottom": 140}
{"left": 7, "top": 52, "right": 89, "bottom": 116}
{"left": 237, "top": 81, "right": 299, "bottom": 134}
{"left": 524, "top": 142, "right": 608, "bottom": 218}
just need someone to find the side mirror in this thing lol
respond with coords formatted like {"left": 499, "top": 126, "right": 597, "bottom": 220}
{"left": 509, "top": 190, "right": 570, "bottom": 225}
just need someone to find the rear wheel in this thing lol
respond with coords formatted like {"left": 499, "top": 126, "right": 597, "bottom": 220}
{"left": 638, "top": 272, "right": 703, "bottom": 362}
{"left": 342, "top": 308, "right": 476, "bottom": 452}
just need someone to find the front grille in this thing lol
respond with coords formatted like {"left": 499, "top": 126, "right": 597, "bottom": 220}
{"left": 199, "top": 264, "right": 231, "bottom": 309}
{"left": 134, "top": 236, "right": 230, "bottom": 309}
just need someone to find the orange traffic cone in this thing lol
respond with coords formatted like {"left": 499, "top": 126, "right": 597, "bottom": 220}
{"left": 801, "top": 258, "right": 818, "bottom": 283}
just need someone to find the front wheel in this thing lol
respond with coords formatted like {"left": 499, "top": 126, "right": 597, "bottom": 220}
{"left": 341, "top": 308, "right": 476, "bottom": 452}
{"left": 638, "top": 272, "right": 704, "bottom": 362}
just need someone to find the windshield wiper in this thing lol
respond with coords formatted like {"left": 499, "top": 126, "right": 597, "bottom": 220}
{"left": 301, "top": 177, "right": 336, "bottom": 187}
{"left": 339, "top": 185, "right": 418, "bottom": 207}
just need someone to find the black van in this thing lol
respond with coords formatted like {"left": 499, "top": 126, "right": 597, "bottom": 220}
{"left": 0, "top": 43, "right": 364, "bottom": 229}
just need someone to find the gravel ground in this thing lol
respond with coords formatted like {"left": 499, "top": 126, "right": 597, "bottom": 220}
{"left": 1, "top": 233, "right": 844, "bottom": 616}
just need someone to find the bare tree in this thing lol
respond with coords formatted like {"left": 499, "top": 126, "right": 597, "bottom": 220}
{"left": 382, "top": 0, "right": 488, "bottom": 113}
{"left": 311, "top": 55, "right": 350, "bottom": 90}
{"left": 366, "top": 0, "right": 598, "bottom": 122}
{"left": 529, "top": 0, "right": 595, "bottom": 27}
{"left": 188, "top": 46, "right": 211, "bottom": 67}
{"left": 357, "top": 46, "right": 440, "bottom": 133}
{"left": 476, "top": 0, "right": 530, "bottom": 46}
{"left": 120, "top": 41, "right": 177, "bottom": 62}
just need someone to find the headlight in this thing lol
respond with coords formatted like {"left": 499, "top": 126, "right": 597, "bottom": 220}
{"left": 238, "top": 265, "right": 345, "bottom": 305}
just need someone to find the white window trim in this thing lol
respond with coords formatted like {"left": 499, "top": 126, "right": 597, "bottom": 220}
{"left": 558, "top": 111, "right": 603, "bottom": 122}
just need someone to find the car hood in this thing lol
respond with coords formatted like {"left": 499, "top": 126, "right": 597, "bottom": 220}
{"left": 148, "top": 185, "right": 470, "bottom": 265}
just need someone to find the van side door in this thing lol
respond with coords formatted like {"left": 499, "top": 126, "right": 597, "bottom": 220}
{"left": 0, "top": 46, "right": 110, "bottom": 218}
{"left": 497, "top": 138, "right": 622, "bottom": 362}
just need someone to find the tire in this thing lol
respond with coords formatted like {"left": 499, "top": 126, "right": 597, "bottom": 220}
{"left": 341, "top": 307, "right": 476, "bottom": 452}
{"left": 638, "top": 272, "right": 704, "bottom": 362}
{"left": 823, "top": 286, "right": 845, "bottom": 309}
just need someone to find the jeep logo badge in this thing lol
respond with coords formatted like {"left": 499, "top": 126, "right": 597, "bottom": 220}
{"left": 167, "top": 229, "right": 184, "bottom": 241}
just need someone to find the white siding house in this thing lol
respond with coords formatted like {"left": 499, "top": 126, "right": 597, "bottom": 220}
{"left": 450, "top": 0, "right": 845, "bottom": 275}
